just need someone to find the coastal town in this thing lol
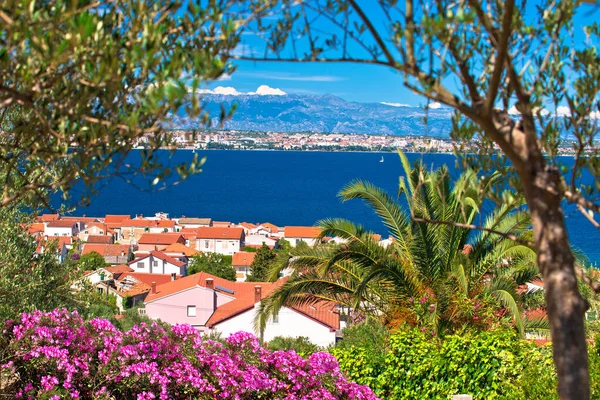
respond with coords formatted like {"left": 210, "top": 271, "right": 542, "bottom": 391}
{"left": 145, "top": 129, "right": 585, "bottom": 155}
{"left": 31, "top": 212, "right": 355, "bottom": 347}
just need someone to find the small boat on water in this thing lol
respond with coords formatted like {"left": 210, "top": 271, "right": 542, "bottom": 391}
{"left": 380, "top": 156, "right": 384, "bottom": 163}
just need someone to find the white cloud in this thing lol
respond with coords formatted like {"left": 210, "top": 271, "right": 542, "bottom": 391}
{"left": 508, "top": 105, "right": 521, "bottom": 115}
{"left": 248, "top": 85, "right": 286, "bottom": 96}
{"left": 427, "top": 102, "right": 442, "bottom": 109}
{"left": 381, "top": 102, "right": 411, "bottom": 107}
{"left": 217, "top": 73, "right": 232, "bottom": 81}
{"left": 556, "top": 106, "right": 571, "bottom": 117}
{"left": 193, "top": 85, "right": 286, "bottom": 96}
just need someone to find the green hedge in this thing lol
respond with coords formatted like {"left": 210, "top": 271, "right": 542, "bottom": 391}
{"left": 331, "top": 329, "right": 560, "bottom": 399}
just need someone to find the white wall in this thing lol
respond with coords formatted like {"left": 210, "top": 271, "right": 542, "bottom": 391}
{"left": 131, "top": 255, "right": 186, "bottom": 275}
{"left": 44, "top": 226, "right": 75, "bottom": 237}
{"left": 195, "top": 238, "right": 241, "bottom": 255}
{"left": 286, "top": 237, "right": 319, "bottom": 247}
{"left": 213, "top": 305, "right": 336, "bottom": 347}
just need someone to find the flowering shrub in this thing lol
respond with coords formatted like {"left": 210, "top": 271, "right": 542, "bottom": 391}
{"left": 0, "top": 309, "right": 378, "bottom": 400}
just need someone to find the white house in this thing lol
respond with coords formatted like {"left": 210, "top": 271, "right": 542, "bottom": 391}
{"left": 192, "top": 227, "right": 245, "bottom": 255}
{"left": 283, "top": 226, "right": 322, "bottom": 247}
{"left": 143, "top": 272, "right": 340, "bottom": 347}
{"left": 244, "top": 234, "right": 278, "bottom": 249}
{"left": 44, "top": 220, "right": 79, "bottom": 237}
{"left": 129, "top": 251, "right": 187, "bottom": 275}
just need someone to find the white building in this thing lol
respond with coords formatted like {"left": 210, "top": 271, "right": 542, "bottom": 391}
{"left": 44, "top": 220, "right": 79, "bottom": 237}
{"left": 129, "top": 251, "right": 187, "bottom": 276}
{"left": 283, "top": 226, "right": 322, "bottom": 247}
{"left": 192, "top": 227, "right": 245, "bottom": 255}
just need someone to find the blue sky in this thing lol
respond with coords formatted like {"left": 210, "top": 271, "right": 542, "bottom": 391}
{"left": 208, "top": 2, "right": 599, "bottom": 105}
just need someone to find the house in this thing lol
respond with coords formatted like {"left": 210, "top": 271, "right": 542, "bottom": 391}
{"left": 260, "top": 222, "right": 280, "bottom": 235}
{"left": 44, "top": 220, "right": 79, "bottom": 237}
{"left": 36, "top": 236, "right": 71, "bottom": 263}
{"left": 244, "top": 234, "right": 278, "bottom": 249}
{"left": 192, "top": 227, "right": 245, "bottom": 255}
{"left": 87, "top": 235, "right": 114, "bottom": 244}
{"left": 237, "top": 222, "right": 257, "bottom": 235}
{"left": 82, "top": 244, "right": 131, "bottom": 265}
{"left": 137, "top": 233, "right": 186, "bottom": 252}
{"left": 79, "top": 222, "right": 112, "bottom": 242}
{"left": 213, "top": 221, "right": 232, "bottom": 228}
{"left": 143, "top": 272, "right": 340, "bottom": 347}
{"left": 283, "top": 226, "right": 322, "bottom": 247}
{"left": 232, "top": 251, "right": 256, "bottom": 281}
{"left": 119, "top": 219, "right": 161, "bottom": 243}
{"left": 129, "top": 251, "right": 187, "bottom": 276}
{"left": 84, "top": 264, "right": 134, "bottom": 285}
{"left": 177, "top": 218, "right": 212, "bottom": 229}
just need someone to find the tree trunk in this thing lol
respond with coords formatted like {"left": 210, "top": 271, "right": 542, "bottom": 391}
{"left": 523, "top": 164, "right": 590, "bottom": 400}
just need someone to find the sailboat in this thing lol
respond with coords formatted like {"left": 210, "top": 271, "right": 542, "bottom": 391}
{"left": 380, "top": 156, "right": 384, "bottom": 163}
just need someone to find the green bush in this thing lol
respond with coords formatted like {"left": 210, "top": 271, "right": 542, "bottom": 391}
{"left": 266, "top": 336, "right": 320, "bottom": 357}
{"left": 331, "top": 328, "right": 561, "bottom": 399}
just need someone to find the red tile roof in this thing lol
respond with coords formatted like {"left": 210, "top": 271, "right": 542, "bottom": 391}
{"left": 46, "top": 220, "right": 77, "bottom": 228}
{"left": 103, "top": 264, "right": 134, "bottom": 274}
{"left": 28, "top": 223, "right": 46, "bottom": 234}
{"left": 239, "top": 222, "right": 257, "bottom": 230}
{"left": 121, "top": 219, "right": 158, "bottom": 227}
{"left": 232, "top": 252, "right": 256, "bottom": 267}
{"left": 284, "top": 226, "right": 321, "bottom": 238}
{"left": 82, "top": 244, "right": 130, "bottom": 257}
{"left": 118, "top": 272, "right": 180, "bottom": 287}
{"left": 61, "top": 216, "right": 98, "bottom": 223}
{"left": 138, "top": 233, "right": 185, "bottom": 245}
{"left": 87, "top": 235, "right": 113, "bottom": 244}
{"left": 157, "top": 220, "right": 175, "bottom": 228}
{"left": 86, "top": 222, "right": 107, "bottom": 231}
{"left": 213, "top": 221, "right": 232, "bottom": 227}
{"left": 39, "top": 214, "right": 60, "bottom": 222}
{"left": 189, "top": 227, "right": 244, "bottom": 240}
{"left": 164, "top": 243, "right": 199, "bottom": 256}
{"left": 261, "top": 223, "right": 279, "bottom": 233}
{"left": 129, "top": 251, "right": 185, "bottom": 268}
{"left": 145, "top": 272, "right": 339, "bottom": 330}
{"left": 105, "top": 215, "right": 131, "bottom": 223}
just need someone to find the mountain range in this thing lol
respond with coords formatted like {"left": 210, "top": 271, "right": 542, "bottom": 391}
{"left": 167, "top": 92, "right": 455, "bottom": 137}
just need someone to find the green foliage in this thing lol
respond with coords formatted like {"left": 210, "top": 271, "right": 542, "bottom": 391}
{"left": 246, "top": 243, "right": 277, "bottom": 282}
{"left": 258, "top": 154, "right": 536, "bottom": 337}
{"left": 77, "top": 251, "right": 108, "bottom": 271}
{"left": 0, "top": 0, "right": 240, "bottom": 207}
{"left": 266, "top": 336, "right": 320, "bottom": 357}
{"left": 332, "top": 328, "right": 557, "bottom": 399}
{"left": 188, "top": 253, "right": 235, "bottom": 281}
{"left": 0, "top": 206, "right": 80, "bottom": 322}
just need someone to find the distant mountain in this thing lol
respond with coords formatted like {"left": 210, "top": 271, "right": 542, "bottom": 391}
{"left": 166, "top": 93, "right": 455, "bottom": 136}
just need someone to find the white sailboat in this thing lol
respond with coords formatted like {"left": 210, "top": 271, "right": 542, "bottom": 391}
{"left": 380, "top": 156, "right": 384, "bottom": 163}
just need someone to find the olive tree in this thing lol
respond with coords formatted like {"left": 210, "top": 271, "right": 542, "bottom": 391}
{"left": 233, "top": 1, "right": 600, "bottom": 398}
{"left": 0, "top": 0, "right": 240, "bottom": 208}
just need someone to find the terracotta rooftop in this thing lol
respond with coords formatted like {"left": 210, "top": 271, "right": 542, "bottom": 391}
{"left": 118, "top": 272, "right": 180, "bottom": 287}
{"left": 164, "top": 242, "right": 199, "bottom": 257}
{"left": 102, "top": 264, "right": 134, "bottom": 275}
{"left": 129, "top": 251, "right": 185, "bottom": 268}
{"left": 178, "top": 217, "right": 212, "bottom": 225}
{"left": 46, "top": 220, "right": 77, "bottom": 228}
{"left": 232, "top": 252, "right": 256, "bottom": 267}
{"left": 187, "top": 227, "right": 244, "bottom": 240}
{"left": 121, "top": 219, "right": 158, "bottom": 227}
{"left": 82, "top": 244, "right": 130, "bottom": 257}
{"left": 87, "top": 235, "right": 113, "bottom": 244}
{"left": 284, "top": 226, "right": 321, "bottom": 238}
{"left": 105, "top": 215, "right": 131, "bottom": 223}
{"left": 145, "top": 272, "right": 339, "bottom": 330}
{"left": 39, "top": 214, "right": 60, "bottom": 222}
{"left": 138, "top": 233, "right": 185, "bottom": 245}
{"left": 261, "top": 222, "right": 279, "bottom": 233}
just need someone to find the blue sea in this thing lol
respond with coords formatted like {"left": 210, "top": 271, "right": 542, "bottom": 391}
{"left": 67, "top": 150, "right": 599, "bottom": 264}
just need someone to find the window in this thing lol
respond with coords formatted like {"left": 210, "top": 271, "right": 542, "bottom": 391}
{"left": 205, "top": 240, "right": 209, "bottom": 249}
{"left": 84, "top": 230, "right": 88, "bottom": 234}
{"left": 137, "top": 262, "right": 144, "bottom": 269}
{"left": 187, "top": 306, "right": 196, "bottom": 317}
{"left": 153, "top": 260, "right": 158, "bottom": 267}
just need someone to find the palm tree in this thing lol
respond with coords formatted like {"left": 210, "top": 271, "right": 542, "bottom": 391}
{"left": 256, "top": 152, "right": 538, "bottom": 336}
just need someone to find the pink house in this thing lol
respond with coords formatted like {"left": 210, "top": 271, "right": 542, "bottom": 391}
{"left": 143, "top": 272, "right": 340, "bottom": 346}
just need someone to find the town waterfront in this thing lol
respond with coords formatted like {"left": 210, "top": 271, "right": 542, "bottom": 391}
{"left": 70, "top": 149, "right": 600, "bottom": 264}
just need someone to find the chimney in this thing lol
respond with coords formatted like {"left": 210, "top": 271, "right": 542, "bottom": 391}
{"left": 171, "top": 273, "right": 176, "bottom": 281}
{"left": 121, "top": 250, "right": 125, "bottom": 257}
{"left": 151, "top": 282, "right": 156, "bottom": 294}
{"left": 254, "top": 286, "right": 262, "bottom": 303}
{"left": 205, "top": 278, "right": 214, "bottom": 290}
